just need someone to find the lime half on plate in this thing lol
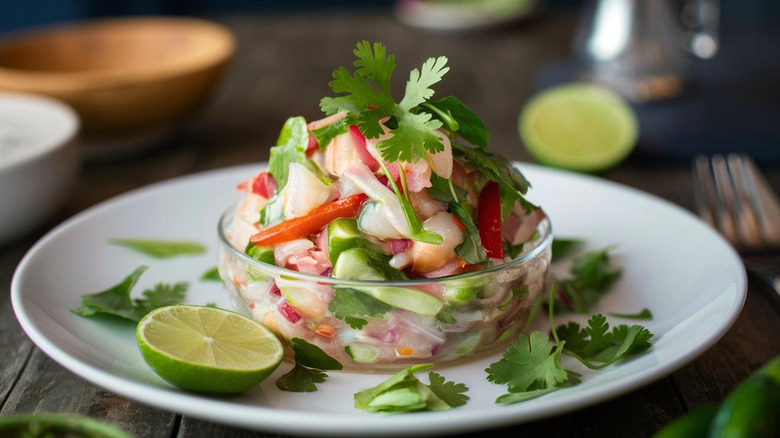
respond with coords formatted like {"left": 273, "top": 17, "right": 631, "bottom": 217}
{"left": 137, "top": 305, "right": 284, "bottom": 394}
{"left": 519, "top": 83, "right": 638, "bottom": 172}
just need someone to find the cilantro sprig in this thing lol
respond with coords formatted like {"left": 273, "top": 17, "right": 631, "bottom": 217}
{"left": 552, "top": 246, "right": 622, "bottom": 314}
{"left": 72, "top": 266, "right": 188, "bottom": 322}
{"left": 486, "top": 286, "right": 653, "bottom": 405}
{"left": 354, "top": 364, "right": 469, "bottom": 413}
{"left": 276, "top": 338, "right": 343, "bottom": 392}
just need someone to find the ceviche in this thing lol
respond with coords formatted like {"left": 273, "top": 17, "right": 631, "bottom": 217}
{"left": 218, "top": 41, "right": 552, "bottom": 369}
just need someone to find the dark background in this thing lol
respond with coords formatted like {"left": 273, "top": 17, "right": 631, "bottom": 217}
{"left": 2, "top": 0, "right": 778, "bottom": 35}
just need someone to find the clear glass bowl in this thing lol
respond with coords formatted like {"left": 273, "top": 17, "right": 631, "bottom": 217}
{"left": 217, "top": 206, "right": 552, "bottom": 371}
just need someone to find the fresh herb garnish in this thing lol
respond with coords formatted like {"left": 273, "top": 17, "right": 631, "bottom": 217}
{"left": 553, "top": 246, "right": 622, "bottom": 314}
{"left": 276, "top": 363, "right": 328, "bottom": 393}
{"left": 451, "top": 142, "right": 536, "bottom": 216}
{"left": 608, "top": 308, "right": 653, "bottom": 320}
{"left": 321, "top": 41, "right": 448, "bottom": 163}
{"left": 354, "top": 364, "right": 469, "bottom": 413}
{"left": 108, "top": 239, "right": 206, "bottom": 259}
{"left": 557, "top": 315, "right": 653, "bottom": 370}
{"left": 551, "top": 237, "right": 584, "bottom": 262}
{"left": 320, "top": 41, "right": 529, "bottom": 244}
{"left": 276, "top": 338, "right": 342, "bottom": 392}
{"left": 200, "top": 266, "right": 221, "bottom": 282}
{"left": 329, "top": 288, "right": 393, "bottom": 330}
{"left": 487, "top": 286, "right": 653, "bottom": 404}
{"left": 419, "top": 96, "right": 488, "bottom": 149}
{"left": 268, "top": 116, "right": 322, "bottom": 193}
{"left": 72, "top": 266, "right": 188, "bottom": 322}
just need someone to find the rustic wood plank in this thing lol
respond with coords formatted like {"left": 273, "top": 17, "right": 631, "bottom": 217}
{"left": 0, "top": 348, "right": 177, "bottom": 437}
{"left": 0, "top": 239, "right": 37, "bottom": 408}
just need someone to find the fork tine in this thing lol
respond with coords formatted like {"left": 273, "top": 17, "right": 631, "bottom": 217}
{"left": 726, "top": 153, "right": 762, "bottom": 247}
{"left": 710, "top": 154, "right": 739, "bottom": 245}
{"left": 738, "top": 154, "right": 780, "bottom": 246}
{"left": 693, "top": 154, "right": 717, "bottom": 229}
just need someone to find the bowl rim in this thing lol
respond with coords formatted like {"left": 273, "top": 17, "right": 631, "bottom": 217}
{"left": 217, "top": 203, "right": 553, "bottom": 286}
{"left": 0, "top": 16, "right": 235, "bottom": 87}
{"left": 0, "top": 91, "right": 79, "bottom": 171}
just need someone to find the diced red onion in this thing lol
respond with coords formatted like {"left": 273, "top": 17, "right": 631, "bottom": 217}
{"left": 278, "top": 301, "right": 302, "bottom": 323}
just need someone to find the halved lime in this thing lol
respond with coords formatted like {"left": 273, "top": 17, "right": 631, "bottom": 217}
{"left": 137, "top": 305, "right": 283, "bottom": 394}
{"left": 519, "top": 83, "right": 638, "bottom": 172}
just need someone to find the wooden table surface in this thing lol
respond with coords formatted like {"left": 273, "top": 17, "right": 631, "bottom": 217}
{"left": 2, "top": 8, "right": 779, "bottom": 438}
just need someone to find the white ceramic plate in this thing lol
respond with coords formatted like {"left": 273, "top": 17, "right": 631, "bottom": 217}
{"left": 12, "top": 163, "right": 746, "bottom": 436}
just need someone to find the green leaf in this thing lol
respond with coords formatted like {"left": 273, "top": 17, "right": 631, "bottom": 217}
{"left": 420, "top": 96, "right": 488, "bottom": 150}
{"left": 134, "top": 283, "right": 188, "bottom": 317}
{"left": 451, "top": 201, "right": 487, "bottom": 264}
{"left": 200, "top": 266, "right": 221, "bottom": 282}
{"left": 268, "top": 116, "right": 321, "bottom": 193}
{"left": 451, "top": 142, "right": 536, "bottom": 215}
{"left": 608, "top": 308, "right": 653, "bottom": 320}
{"left": 108, "top": 239, "right": 206, "bottom": 259}
{"left": 320, "top": 41, "right": 450, "bottom": 165}
{"left": 354, "top": 364, "right": 468, "bottom": 413}
{"left": 275, "top": 363, "right": 327, "bottom": 392}
{"left": 290, "top": 338, "right": 343, "bottom": 371}
{"left": 311, "top": 117, "right": 349, "bottom": 150}
{"left": 551, "top": 237, "right": 584, "bottom": 262}
{"left": 495, "top": 387, "right": 560, "bottom": 405}
{"left": 557, "top": 316, "right": 653, "bottom": 370}
{"left": 485, "top": 331, "right": 569, "bottom": 393}
{"left": 329, "top": 288, "right": 393, "bottom": 330}
{"left": 426, "top": 372, "right": 469, "bottom": 408}
{"left": 553, "top": 246, "right": 622, "bottom": 314}
{"left": 72, "top": 266, "right": 188, "bottom": 322}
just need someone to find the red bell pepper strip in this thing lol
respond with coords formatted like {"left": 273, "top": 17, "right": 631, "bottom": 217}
{"left": 250, "top": 194, "right": 369, "bottom": 245}
{"left": 477, "top": 181, "right": 504, "bottom": 258}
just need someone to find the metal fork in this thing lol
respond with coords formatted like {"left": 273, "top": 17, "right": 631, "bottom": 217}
{"left": 693, "top": 153, "right": 780, "bottom": 303}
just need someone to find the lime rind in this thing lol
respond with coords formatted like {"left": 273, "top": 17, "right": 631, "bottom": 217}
{"left": 519, "top": 83, "right": 638, "bottom": 172}
{"left": 137, "top": 305, "right": 283, "bottom": 394}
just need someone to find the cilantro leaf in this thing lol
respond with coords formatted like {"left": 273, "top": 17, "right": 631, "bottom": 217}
{"left": 329, "top": 288, "right": 393, "bottom": 330}
{"left": 108, "top": 239, "right": 206, "bottom": 259}
{"left": 200, "top": 266, "right": 221, "bottom": 282}
{"left": 551, "top": 237, "right": 584, "bottom": 262}
{"left": 553, "top": 246, "right": 622, "bottom": 314}
{"left": 275, "top": 338, "right": 342, "bottom": 392}
{"left": 451, "top": 142, "right": 536, "bottom": 216}
{"left": 72, "top": 266, "right": 188, "bottom": 322}
{"left": 320, "top": 41, "right": 448, "bottom": 164}
{"left": 268, "top": 116, "right": 321, "bottom": 193}
{"left": 609, "top": 308, "right": 653, "bottom": 320}
{"left": 419, "top": 96, "right": 488, "bottom": 150}
{"left": 311, "top": 117, "right": 349, "bottom": 150}
{"left": 134, "top": 282, "right": 188, "bottom": 317}
{"left": 426, "top": 372, "right": 469, "bottom": 408}
{"left": 290, "top": 338, "right": 343, "bottom": 371}
{"left": 485, "top": 331, "right": 569, "bottom": 393}
{"left": 275, "top": 363, "right": 327, "bottom": 392}
{"left": 354, "top": 364, "right": 468, "bottom": 413}
{"left": 557, "top": 316, "right": 653, "bottom": 370}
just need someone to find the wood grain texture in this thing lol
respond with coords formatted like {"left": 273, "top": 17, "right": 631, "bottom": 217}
{"left": 1, "top": 7, "right": 778, "bottom": 438}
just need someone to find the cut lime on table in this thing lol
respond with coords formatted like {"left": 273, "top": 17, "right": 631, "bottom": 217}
{"left": 137, "top": 305, "right": 283, "bottom": 394}
{"left": 519, "top": 83, "right": 638, "bottom": 172}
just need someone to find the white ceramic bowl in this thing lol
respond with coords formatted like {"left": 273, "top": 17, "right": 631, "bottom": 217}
{"left": 0, "top": 92, "right": 79, "bottom": 244}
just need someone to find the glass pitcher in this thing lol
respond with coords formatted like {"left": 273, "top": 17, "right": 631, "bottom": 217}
{"left": 572, "top": 0, "right": 719, "bottom": 102}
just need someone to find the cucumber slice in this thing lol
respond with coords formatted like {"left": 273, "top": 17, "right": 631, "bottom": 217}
{"left": 333, "top": 248, "right": 443, "bottom": 316}
{"left": 245, "top": 243, "right": 275, "bottom": 265}
{"left": 327, "top": 218, "right": 384, "bottom": 264}
{"left": 345, "top": 344, "right": 380, "bottom": 364}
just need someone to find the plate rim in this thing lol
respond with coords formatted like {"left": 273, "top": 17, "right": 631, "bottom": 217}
{"left": 10, "top": 163, "right": 747, "bottom": 436}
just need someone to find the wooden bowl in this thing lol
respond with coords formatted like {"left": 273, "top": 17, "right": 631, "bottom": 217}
{"left": 0, "top": 17, "right": 234, "bottom": 154}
